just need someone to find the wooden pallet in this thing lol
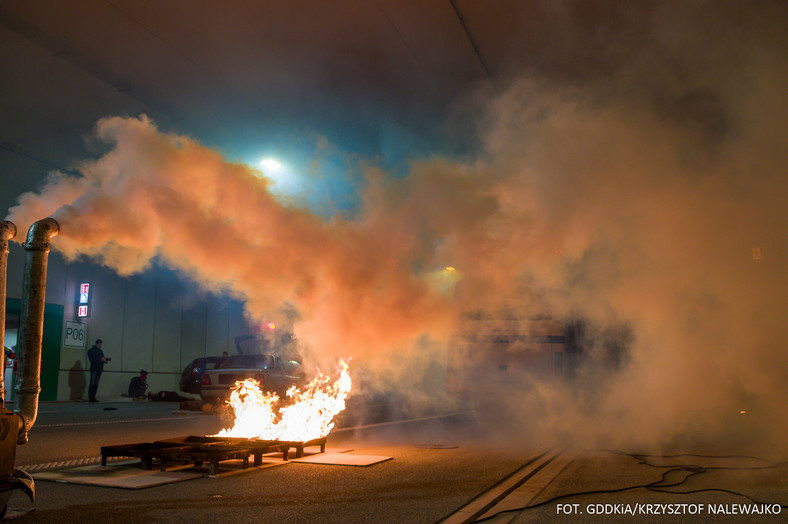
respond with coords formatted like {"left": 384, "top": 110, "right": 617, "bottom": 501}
{"left": 100, "top": 435, "right": 328, "bottom": 475}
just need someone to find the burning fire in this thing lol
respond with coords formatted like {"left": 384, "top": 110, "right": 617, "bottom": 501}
{"left": 214, "top": 359, "right": 351, "bottom": 442}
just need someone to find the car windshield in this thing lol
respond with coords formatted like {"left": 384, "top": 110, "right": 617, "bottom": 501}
{"left": 221, "top": 354, "right": 274, "bottom": 369}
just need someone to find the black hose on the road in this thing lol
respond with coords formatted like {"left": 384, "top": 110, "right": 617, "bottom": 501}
{"left": 470, "top": 450, "right": 788, "bottom": 523}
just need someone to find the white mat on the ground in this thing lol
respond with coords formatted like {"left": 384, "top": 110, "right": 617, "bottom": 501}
{"left": 31, "top": 458, "right": 286, "bottom": 487}
{"left": 291, "top": 452, "right": 392, "bottom": 466}
{"left": 31, "top": 461, "right": 202, "bottom": 489}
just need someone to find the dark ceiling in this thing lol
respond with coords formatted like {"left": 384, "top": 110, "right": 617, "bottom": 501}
{"left": 1, "top": 1, "right": 785, "bottom": 215}
{"left": 1, "top": 1, "right": 508, "bottom": 185}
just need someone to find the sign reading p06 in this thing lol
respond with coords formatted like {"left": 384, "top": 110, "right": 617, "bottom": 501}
{"left": 64, "top": 320, "right": 87, "bottom": 349}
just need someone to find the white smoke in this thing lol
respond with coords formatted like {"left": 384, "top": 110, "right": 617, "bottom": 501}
{"left": 7, "top": 0, "right": 788, "bottom": 452}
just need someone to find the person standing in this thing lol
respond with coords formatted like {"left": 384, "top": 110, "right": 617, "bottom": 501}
{"left": 87, "top": 339, "right": 110, "bottom": 402}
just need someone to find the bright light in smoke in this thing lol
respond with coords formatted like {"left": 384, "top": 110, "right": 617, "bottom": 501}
{"left": 215, "top": 359, "right": 352, "bottom": 442}
{"left": 260, "top": 158, "right": 283, "bottom": 172}
{"left": 265, "top": 322, "right": 276, "bottom": 330}
{"left": 255, "top": 156, "right": 305, "bottom": 197}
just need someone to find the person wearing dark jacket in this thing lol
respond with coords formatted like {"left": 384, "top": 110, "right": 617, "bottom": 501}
{"left": 128, "top": 370, "right": 148, "bottom": 399}
{"left": 87, "top": 339, "right": 110, "bottom": 402}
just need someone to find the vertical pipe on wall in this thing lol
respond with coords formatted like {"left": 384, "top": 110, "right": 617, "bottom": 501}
{"left": 15, "top": 218, "right": 59, "bottom": 443}
{"left": 0, "top": 222, "right": 17, "bottom": 407}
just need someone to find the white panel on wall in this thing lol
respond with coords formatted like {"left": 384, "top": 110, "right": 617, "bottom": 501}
{"left": 152, "top": 271, "right": 182, "bottom": 374}
{"left": 205, "top": 298, "right": 230, "bottom": 356}
{"left": 121, "top": 272, "right": 156, "bottom": 373}
{"left": 43, "top": 250, "right": 67, "bottom": 305}
{"left": 180, "top": 302, "right": 207, "bottom": 367}
{"left": 57, "top": 349, "right": 89, "bottom": 400}
{"left": 85, "top": 266, "right": 126, "bottom": 365}
{"left": 228, "top": 300, "right": 251, "bottom": 355}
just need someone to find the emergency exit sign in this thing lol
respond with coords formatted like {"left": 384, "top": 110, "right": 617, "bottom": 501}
{"left": 77, "top": 282, "right": 91, "bottom": 317}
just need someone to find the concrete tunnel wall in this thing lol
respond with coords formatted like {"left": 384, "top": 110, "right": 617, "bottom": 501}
{"left": 4, "top": 242, "right": 254, "bottom": 402}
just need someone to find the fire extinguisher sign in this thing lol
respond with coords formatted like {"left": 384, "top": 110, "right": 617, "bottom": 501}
{"left": 64, "top": 320, "right": 87, "bottom": 349}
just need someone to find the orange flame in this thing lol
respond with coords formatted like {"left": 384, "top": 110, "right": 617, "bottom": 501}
{"left": 214, "top": 359, "right": 351, "bottom": 441}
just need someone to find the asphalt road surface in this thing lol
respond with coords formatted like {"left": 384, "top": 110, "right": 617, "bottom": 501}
{"left": 6, "top": 401, "right": 787, "bottom": 523}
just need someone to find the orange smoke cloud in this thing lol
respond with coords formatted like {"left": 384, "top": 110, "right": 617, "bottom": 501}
{"left": 6, "top": 45, "right": 788, "bottom": 452}
{"left": 6, "top": 115, "right": 455, "bottom": 360}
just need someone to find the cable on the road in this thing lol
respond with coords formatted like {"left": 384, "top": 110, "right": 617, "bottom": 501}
{"left": 602, "top": 449, "right": 788, "bottom": 471}
{"left": 471, "top": 450, "right": 788, "bottom": 523}
{"left": 35, "top": 415, "right": 195, "bottom": 428}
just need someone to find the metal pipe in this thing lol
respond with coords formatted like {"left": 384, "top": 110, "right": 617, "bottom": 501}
{"left": 14, "top": 218, "right": 59, "bottom": 444}
{"left": 0, "top": 222, "right": 17, "bottom": 408}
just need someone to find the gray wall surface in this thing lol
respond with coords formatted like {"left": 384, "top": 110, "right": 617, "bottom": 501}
{"left": 5, "top": 243, "right": 253, "bottom": 401}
